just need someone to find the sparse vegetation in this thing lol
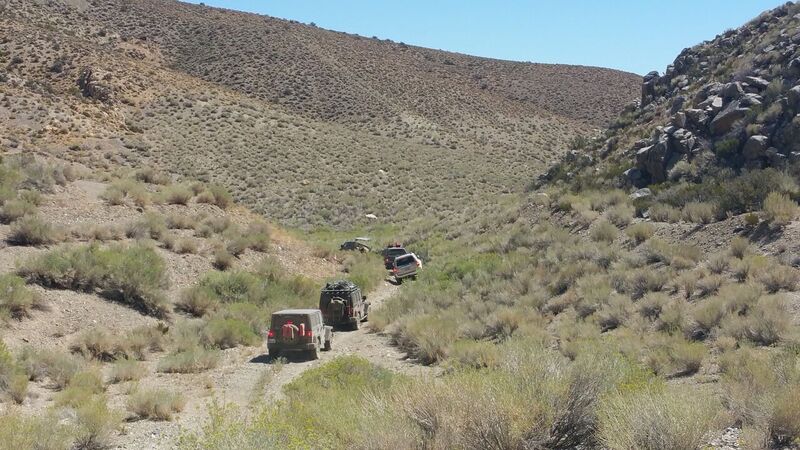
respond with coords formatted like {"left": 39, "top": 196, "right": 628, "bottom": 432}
{"left": 128, "top": 387, "right": 186, "bottom": 421}
{"left": 19, "top": 243, "right": 169, "bottom": 316}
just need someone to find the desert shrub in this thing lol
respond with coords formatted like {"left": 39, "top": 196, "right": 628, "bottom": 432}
{"left": 763, "top": 192, "right": 799, "bottom": 226}
{"left": 626, "top": 269, "right": 667, "bottom": 300}
{"left": 135, "top": 168, "right": 171, "bottom": 185}
{"left": 8, "top": 215, "right": 61, "bottom": 246}
{"left": 598, "top": 386, "right": 720, "bottom": 450}
{"left": 18, "top": 347, "right": 82, "bottom": 390}
{"left": 126, "top": 212, "right": 167, "bottom": 240}
{"left": 625, "top": 222, "right": 654, "bottom": 245}
{"left": 0, "top": 274, "right": 42, "bottom": 320}
{"left": 696, "top": 274, "right": 725, "bottom": 298}
{"left": 341, "top": 253, "right": 386, "bottom": 293}
{"left": 158, "top": 346, "right": 220, "bottom": 373}
{"left": 397, "top": 314, "right": 459, "bottom": 364}
{"left": 0, "top": 413, "right": 74, "bottom": 450}
{"left": 445, "top": 340, "right": 500, "bottom": 370}
{"left": 203, "top": 216, "right": 231, "bottom": 234}
{"left": 246, "top": 221, "right": 271, "bottom": 251}
{"left": 0, "top": 199, "right": 37, "bottom": 223}
{"left": 127, "top": 388, "right": 186, "bottom": 421}
{"left": 101, "top": 179, "right": 149, "bottom": 207}
{"left": 166, "top": 212, "right": 197, "bottom": 230}
{"left": 721, "top": 295, "right": 789, "bottom": 345}
{"left": 203, "top": 317, "right": 259, "bottom": 349}
{"left": 196, "top": 184, "right": 233, "bottom": 209}
{"left": 54, "top": 369, "right": 104, "bottom": 408}
{"left": 729, "top": 236, "right": 751, "bottom": 259}
{"left": 73, "top": 395, "right": 122, "bottom": 450}
{"left": 19, "top": 243, "right": 169, "bottom": 316}
{"left": 769, "top": 388, "right": 800, "bottom": 447}
{"left": 70, "top": 328, "right": 120, "bottom": 361}
{"left": 177, "top": 286, "right": 219, "bottom": 317}
{"left": 160, "top": 184, "right": 193, "bottom": 205}
{"left": 656, "top": 299, "right": 689, "bottom": 334}
{"left": 225, "top": 235, "right": 249, "bottom": 257}
{"left": 173, "top": 237, "right": 199, "bottom": 254}
{"left": 0, "top": 339, "right": 29, "bottom": 404}
{"left": 682, "top": 201, "right": 717, "bottom": 224}
{"left": 644, "top": 335, "right": 705, "bottom": 377}
{"left": 733, "top": 254, "right": 770, "bottom": 282}
{"left": 590, "top": 220, "right": 618, "bottom": 243}
{"left": 213, "top": 246, "right": 234, "bottom": 271}
{"left": 606, "top": 204, "right": 634, "bottom": 227}
{"left": 673, "top": 270, "right": 701, "bottom": 299}
{"left": 706, "top": 253, "right": 730, "bottom": 274}
{"left": 648, "top": 203, "right": 680, "bottom": 223}
{"left": 109, "top": 358, "right": 147, "bottom": 383}
{"left": 595, "top": 295, "right": 632, "bottom": 331}
{"left": 755, "top": 263, "right": 799, "bottom": 293}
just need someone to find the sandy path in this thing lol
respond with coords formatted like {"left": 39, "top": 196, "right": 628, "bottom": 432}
{"left": 113, "top": 279, "right": 435, "bottom": 449}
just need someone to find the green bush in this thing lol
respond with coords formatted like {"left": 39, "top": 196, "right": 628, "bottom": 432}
{"left": 126, "top": 212, "right": 167, "bottom": 240}
{"left": 160, "top": 184, "right": 193, "bottom": 205}
{"left": 763, "top": 192, "right": 799, "bottom": 226}
{"left": 590, "top": 220, "right": 618, "bottom": 243}
{"left": 0, "top": 274, "right": 42, "bottom": 320}
{"left": 73, "top": 395, "right": 122, "bottom": 450}
{"left": 0, "top": 339, "right": 29, "bottom": 404}
{"left": 0, "top": 412, "right": 74, "bottom": 450}
{"left": 598, "top": 386, "right": 720, "bottom": 450}
{"left": 158, "top": 346, "right": 220, "bottom": 373}
{"left": 625, "top": 222, "right": 655, "bottom": 245}
{"left": 18, "top": 347, "right": 82, "bottom": 390}
{"left": 0, "top": 199, "right": 37, "bottom": 224}
{"left": 203, "top": 317, "right": 259, "bottom": 349}
{"left": 128, "top": 388, "right": 186, "bottom": 421}
{"left": 682, "top": 201, "right": 717, "bottom": 224}
{"left": 8, "top": 215, "right": 61, "bottom": 246}
{"left": 197, "top": 184, "right": 233, "bottom": 209}
{"left": 19, "top": 243, "right": 169, "bottom": 316}
{"left": 109, "top": 358, "right": 147, "bottom": 383}
{"left": 648, "top": 204, "right": 680, "bottom": 223}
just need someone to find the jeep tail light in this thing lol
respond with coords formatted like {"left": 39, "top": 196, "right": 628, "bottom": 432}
{"left": 267, "top": 329, "right": 275, "bottom": 338}
{"left": 392, "top": 268, "right": 399, "bottom": 273}
{"left": 416, "top": 261, "right": 421, "bottom": 267}
{"left": 305, "top": 330, "right": 313, "bottom": 337}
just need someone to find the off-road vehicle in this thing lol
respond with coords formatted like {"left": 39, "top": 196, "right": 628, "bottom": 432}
{"left": 319, "top": 280, "right": 368, "bottom": 330}
{"left": 267, "top": 309, "right": 332, "bottom": 360}
{"left": 340, "top": 237, "right": 371, "bottom": 253}
{"left": 382, "top": 243, "right": 407, "bottom": 269}
{"left": 391, "top": 253, "right": 421, "bottom": 283}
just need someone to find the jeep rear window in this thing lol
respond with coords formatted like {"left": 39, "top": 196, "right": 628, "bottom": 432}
{"left": 271, "top": 315, "right": 308, "bottom": 328}
{"left": 395, "top": 256, "right": 415, "bottom": 266}
{"left": 386, "top": 248, "right": 406, "bottom": 257}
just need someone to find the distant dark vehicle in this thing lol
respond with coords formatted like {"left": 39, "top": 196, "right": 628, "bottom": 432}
{"left": 319, "top": 280, "right": 368, "bottom": 330}
{"left": 382, "top": 243, "right": 407, "bottom": 269}
{"left": 267, "top": 309, "right": 332, "bottom": 360}
{"left": 340, "top": 238, "right": 371, "bottom": 253}
{"left": 392, "top": 253, "right": 421, "bottom": 283}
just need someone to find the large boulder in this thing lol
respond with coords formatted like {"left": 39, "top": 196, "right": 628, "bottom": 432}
{"left": 742, "top": 135, "right": 769, "bottom": 160}
{"left": 721, "top": 82, "right": 744, "bottom": 100}
{"left": 77, "top": 67, "right": 112, "bottom": 103}
{"left": 635, "top": 135, "right": 675, "bottom": 184}
{"left": 744, "top": 76, "right": 770, "bottom": 91}
{"left": 641, "top": 71, "right": 660, "bottom": 107}
{"left": 709, "top": 100, "right": 749, "bottom": 135}
{"left": 788, "top": 85, "right": 800, "bottom": 109}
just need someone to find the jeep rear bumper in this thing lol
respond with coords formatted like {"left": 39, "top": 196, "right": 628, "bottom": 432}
{"left": 268, "top": 343, "right": 316, "bottom": 353}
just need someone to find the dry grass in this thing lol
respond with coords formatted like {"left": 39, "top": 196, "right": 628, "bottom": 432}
{"left": 127, "top": 388, "right": 186, "bottom": 421}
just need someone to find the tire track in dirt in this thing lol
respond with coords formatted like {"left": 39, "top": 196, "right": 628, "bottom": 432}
{"left": 138, "top": 279, "right": 436, "bottom": 448}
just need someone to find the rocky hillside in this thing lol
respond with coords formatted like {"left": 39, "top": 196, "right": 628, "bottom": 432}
{"left": 542, "top": 1, "right": 800, "bottom": 205}
{"left": 0, "top": 0, "right": 639, "bottom": 228}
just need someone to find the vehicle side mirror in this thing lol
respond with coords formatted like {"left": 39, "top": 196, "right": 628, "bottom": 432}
{"left": 362, "top": 295, "right": 367, "bottom": 301}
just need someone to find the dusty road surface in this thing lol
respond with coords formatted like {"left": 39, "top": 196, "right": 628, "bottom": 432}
{"left": 113, "top": 280, "right": 436, "bottom": 449}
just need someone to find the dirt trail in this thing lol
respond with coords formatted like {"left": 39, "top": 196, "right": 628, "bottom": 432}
{"left": 113, "top": 279, "right": 434, "bottom": 449}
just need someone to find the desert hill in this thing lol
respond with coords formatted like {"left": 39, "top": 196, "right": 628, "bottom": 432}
{"left": 1, "top": 0, "right": 639, "bottom": 227}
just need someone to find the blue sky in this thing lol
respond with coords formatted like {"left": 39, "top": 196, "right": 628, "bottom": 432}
{"left": 183, "top": 0, "right": 785, "bottom": 75}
